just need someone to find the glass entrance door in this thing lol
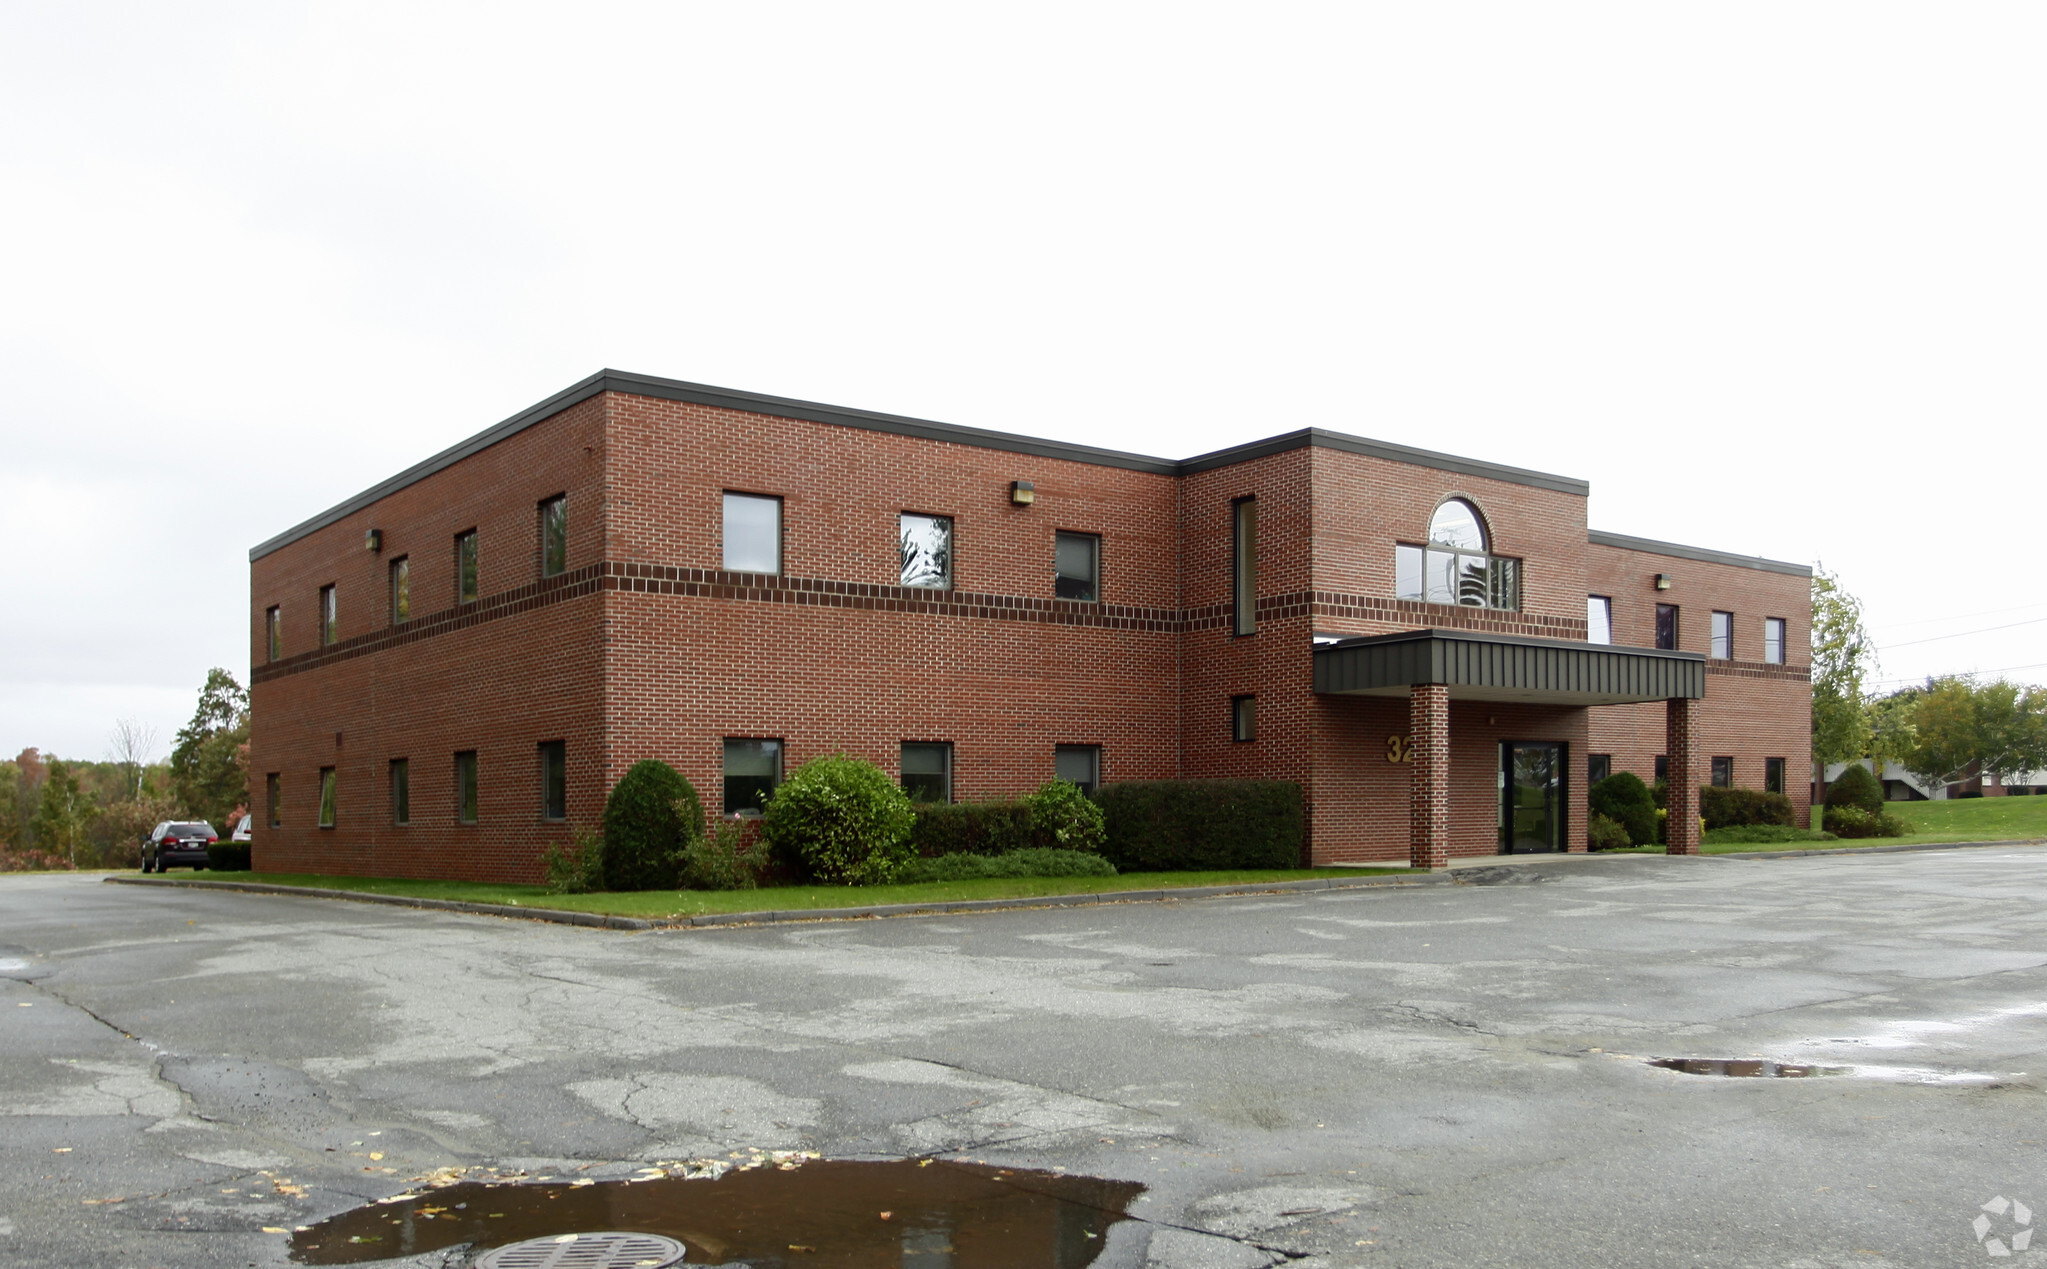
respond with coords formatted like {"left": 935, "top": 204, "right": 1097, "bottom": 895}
{"left": 1501, "top": 742, "right": 1565, "bottom": 854}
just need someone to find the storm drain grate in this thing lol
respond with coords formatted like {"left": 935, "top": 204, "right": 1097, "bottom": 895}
{"left": 475, "top": 1231, "right": 686, "bottom": 1269}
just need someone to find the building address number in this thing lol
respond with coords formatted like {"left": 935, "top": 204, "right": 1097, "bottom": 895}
{"left": 1386, "top": 734, "right": 1414, "bottom": 763}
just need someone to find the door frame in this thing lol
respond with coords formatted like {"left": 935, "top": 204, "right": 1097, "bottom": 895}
{"left": 1499, "top": 740, "right": 1568, "bottom": 854}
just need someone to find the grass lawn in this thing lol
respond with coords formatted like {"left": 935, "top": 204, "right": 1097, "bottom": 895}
{"left": 173, "top": 866, "right": 1420, "bottom": 919}
{"left": 1697, "top": 795, "right": 2047, "bottom": 854}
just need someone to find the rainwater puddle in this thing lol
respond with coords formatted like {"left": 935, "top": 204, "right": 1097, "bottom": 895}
{"left": 1648, "top": 1058, "right": 1846, "bottom": 1078}
{"left": 291, "top": 1158, "right": 1143, "bottom": 1266}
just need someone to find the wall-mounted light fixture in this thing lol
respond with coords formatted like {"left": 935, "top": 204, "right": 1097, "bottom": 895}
{"left": 1009, "top": 480, "right": 1035, "bottom": 506}
{"left": 365, "top": 529, "right": 383, "bottom": 553}
{"left": 1654, "top": 573, "right": 1672, "bottom": 591}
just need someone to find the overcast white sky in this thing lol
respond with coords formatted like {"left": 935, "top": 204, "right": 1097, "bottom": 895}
{"left": 4, "top": 2, "right": 2042, "bottom": 762}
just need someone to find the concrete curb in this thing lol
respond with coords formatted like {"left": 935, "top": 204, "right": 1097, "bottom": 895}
{"left": 1711, "top": 837, "right": 2047, "bottom": 861}
{"left": 103, "top": 869, "right": 1456, "bottom": 931}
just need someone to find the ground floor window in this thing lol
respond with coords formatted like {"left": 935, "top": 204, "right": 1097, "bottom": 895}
{"left": 539, "top": 741, "right": 567, "bottom": 820}
{"left": 1765, "top": 757, "right": 1786, "bottom": 794}
{"left": 1655, "top": 755, "right": 1669, "bottom": 783}
{"left": 390, "top": 759, "right": 410, "bottom": 825}
{"left": 266, "top": 773, "right": 281, "bottom": 828}
{"left": 724, "top": 738, "right": 782, "bottom": 815}
{"left": 1711, "top": 756, "right": 1734, "bottom": 787}
{"left": 1588, "top": 754, "right": 1611, "bottom": 784}
{"left": 455, "top": 751, "right": 479, "bottom": 824}
{"left": 901, "top": 742, "right": 951, "bottom": 803}
{"left": 1055, "top": 744, "right": 1100, "bottom": 795}
{"left": 318, "top": 767, "right": 337, "bottom": 828}
{"left": 1231, "top": 695, "right": 1255, "bottom": 742}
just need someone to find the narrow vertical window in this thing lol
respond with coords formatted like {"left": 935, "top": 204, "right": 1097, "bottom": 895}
{"left": 318, "top": 767, "right": 337, "bottom": 828}
{"left": 455, "top": 530, "right": 479, "bottom": 604}
{"left": 1231, "top": 696, "right": 1256, "bottom": 742}
{"left": 1654, "top": 755, "right": 1669, "bottom": 783}
{"left": 1054, "top": 744, "right": 1101, "bottom": 796}
{"left": 318, "top": 585, "right": 337, "bottom": 646}
{"left": 266, "top": 773, "right": 281, "bottom": 828}
{"left": 454, "top": 751, "right": 479, "bottom": 824}
{"left": 723, "top": 492, "right": 782, "bottom": 574}
{"left": 1711, "top": 756, "right": 1734, "bottom": 788}
{"left": 390, "top": 759, "right": 410, "bottom": 826}
{"left": 1765, "top": 757, "right": 1786, "bottom": 794}
{"left": 1655, "top": 603, "right": 1678, "bottom": 651}
{"left": 1764, "top": 617, "right": 1786, "bottom": 665}
{"left": 1054, "top": 531, "right": 1100, "bottom": 601}
{"left": 1232, "top": 497, "right": 1257, "bottom": 636}
{"left": 900, "top": 742, "right": 952, "bottom": 804}
{"left": 539, "top": 495, "right": 568, "bottom": 578}
{"left": 899, "top": 513, "right": 953, "bottom": 588}
{"left": 1710, "top": 610, "right": 1733, "bottom": 660}
{"left": 539, "top": 741, "right": 567, "bottom": 821}
{"left": 389, "top": 557, "right": 411, "bottom": 624}
{"left": 723, "top": 739, "right": 783, "bottom": 815}
{"left": 1587, "top": 596, "right": 1612, "bottom": 645}
{"left": 1588, "top": 754, "right": 1612, "bottom": 785}
{"left": 266, "top": 606, "right": 282, "bottom": 661}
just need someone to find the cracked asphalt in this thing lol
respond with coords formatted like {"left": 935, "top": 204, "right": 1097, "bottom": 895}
{"left": 3, "top": 845, "right": 2045, "bottom": 1268}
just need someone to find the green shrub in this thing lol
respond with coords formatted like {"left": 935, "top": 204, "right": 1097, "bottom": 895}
{"left": 601, "top": 760, "right": 703, "bottom": 891}
{"left": 1822, "top": 806, "right": 1907, "bottom": 839}
{"left": 205, "top": 842, "right": 252, "bottom": 871}
{"left": 1587, "top": 814, "right": 1634, "bottom": 851}
{"left": 1024, "top": 779, "right": 1108, "bottom": 854}
{"left": 762, "top": 753, "right": 917, "bottom": 885}
{"left": 895, "top": 848, "right": 1118, "bottom": 884}
{"left": 1824, "top": 764, "right": 1885, "bottom": 815}
{"left": 1094, "top": 779, "right": 1303, "bottom": 871}
{"left": 680, "top": 819, "right": 770, "bottom": 890}
{"left": 543, "top": 826, "right": 606, "bottom": 894}
{"left": 1700, "top": 786, "right": 1794, "bottom": 830}
{"left": 908, "top": 800, "right": 1036, "bottom": 857}
{"left": 1700, "top": 824, "right": 1837, "bottom": 845}
{"left": 1589, "top": 773, "right": 1658, "bottom": 846}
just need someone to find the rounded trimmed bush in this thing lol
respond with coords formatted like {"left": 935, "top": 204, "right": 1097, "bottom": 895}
{"left": 1024, "top": 779, "right": 1107, "bottom": 854}
{"left": 762, "top": 753, "right": 917, "bottom": 885}
{"left": 1590, "top": 772, "right": 1658, "bottom": 847}
{"left": 601, "top": 759, "right": 703, "bottom": 891}
{"left": 1588, "top": 814, "right": 1633, "bottom": 851}
{"left": 1824, "top": 764, "right": 1884, "bottom": 815}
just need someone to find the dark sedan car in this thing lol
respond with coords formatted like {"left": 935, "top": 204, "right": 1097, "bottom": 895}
{"left": 141, "top": 821, "right": 218, "bottom": 873}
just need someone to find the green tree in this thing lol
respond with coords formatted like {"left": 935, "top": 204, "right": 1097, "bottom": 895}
{"left": 1975, "top": 680, "right": 2047, "bottom": 787}
{"left": 28, "top": 760, "right": 101, "bottom": 868}
{"left": 1901, "top": 677, "right": 2047, "bottom": 792}
{"left": 1809, "top": 565, "right": 1874, "bottom": 766}
{"left": 169, "top": 669, "right": 249, "bottom": 829}
{"left": 1898, "top": 677, "right": 1983, "bottom": 792}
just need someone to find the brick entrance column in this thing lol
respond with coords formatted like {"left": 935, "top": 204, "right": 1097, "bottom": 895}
{"left": 1665, "top": 696, "right": 1701, "bottom": 855}
{"left": 1410, "top": 683, "right": 1451, "bottom": 870}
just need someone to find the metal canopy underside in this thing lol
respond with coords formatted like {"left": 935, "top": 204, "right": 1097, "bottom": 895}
{"left": 1313, "top": 628, "right": 1705, "bottom": 705}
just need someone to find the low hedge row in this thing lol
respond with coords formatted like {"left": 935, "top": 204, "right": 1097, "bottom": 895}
{"left": 1699, "top": 786, "right": 1794, "bottom": 829}
{"left": 1094, "top": 779, "right": 1303, "bottom": 871}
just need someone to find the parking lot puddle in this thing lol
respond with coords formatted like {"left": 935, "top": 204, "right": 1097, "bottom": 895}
{"left": 290, "top": 1158, "right": 1143, "bottom": 1266}
{"left": 1648, "top": 1058, "right": 1846, "bottom": 1078}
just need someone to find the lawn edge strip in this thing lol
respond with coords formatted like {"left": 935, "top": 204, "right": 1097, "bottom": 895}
{"left": 104, "top": 869, "right": 1454, "bottom": 929}
{"left": 1712, "top": 837, "right": 2047, "bottom": 861}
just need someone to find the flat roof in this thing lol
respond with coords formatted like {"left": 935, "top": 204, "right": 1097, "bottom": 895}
{"left": 1586, "top": 529, "right": 1811, "bottom": 577}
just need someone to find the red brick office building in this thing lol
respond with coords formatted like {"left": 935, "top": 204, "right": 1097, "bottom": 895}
{"left": 247, "top": 370, "right": 1811, "bottom": 882}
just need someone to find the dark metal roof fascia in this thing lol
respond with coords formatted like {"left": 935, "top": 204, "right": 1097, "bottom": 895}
{"left": 248, "top": 372, "right": 613, "bottom": 561}
{"left": 1318, "top": 626, "right": 1705, "bottom": 661}
{"left": 1587, "top": 530, "right": 1811, "bottom": 577}
{"left": 1178, "top": 428, "right": 1590, "bottom": 495}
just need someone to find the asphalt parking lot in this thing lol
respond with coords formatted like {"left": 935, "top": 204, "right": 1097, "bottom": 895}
{"left": 3, "top": 846, "right": 2044, "bottom": 1268}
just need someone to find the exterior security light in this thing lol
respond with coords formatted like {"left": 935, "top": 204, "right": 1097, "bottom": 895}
{"left": 1010, "top": 481, "right": 1035, "bottom": 505}
{"left": 365, "top": 529, "right": 383, "bottom": 552}
{"left": 1654, "top": 573, "right": 1672, "bottom": 590}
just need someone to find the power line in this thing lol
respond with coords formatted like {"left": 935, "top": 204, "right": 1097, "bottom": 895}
{"left": 1867, "top": 660, "right": 2047, "bottom": 689}
{"left": 1876, "top": 615, "right": 2047, "bottom": 651}
{"left": 1872, "top": 600, "right": 2047, "bottom": 631}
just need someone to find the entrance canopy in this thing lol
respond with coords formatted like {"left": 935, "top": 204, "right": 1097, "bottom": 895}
{"left": 1313, "top": 628, "right": 1704, "bottom": 706}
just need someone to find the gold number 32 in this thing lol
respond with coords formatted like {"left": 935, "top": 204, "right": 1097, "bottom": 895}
{"left": 1386, "top": 735, "right": 1413, "bottom": 763}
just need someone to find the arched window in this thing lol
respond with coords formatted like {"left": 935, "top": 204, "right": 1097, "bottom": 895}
{"left": 1395, "top": 498, "right": 1521, "bottom": 609}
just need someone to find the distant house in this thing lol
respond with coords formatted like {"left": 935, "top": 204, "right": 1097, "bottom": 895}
{"left": 1823, "top": 759, "right": 2047, "bottom": 801}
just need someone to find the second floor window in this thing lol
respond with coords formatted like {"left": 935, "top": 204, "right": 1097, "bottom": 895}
{"left": 1396, "top": 499, "right": 1520, "bottom": 610}
{"left": 1232, "top": 497, "right": 1257, "bottom": 636}
{"left": 389, "top": 557, "right": 410, "bottom": 624}
{"left": 540, "top": 495, "right": 568, "bottom": 577}
{"left": 900, "top": 513, "right": 952, "bottom": 588}
{"left": 1055, "top": 531, "right": 1099, "bottom": 601}
{"left": 723, "top": 492, "right": 782, "bottom": 573}
{"left": 1764, "top": 617, "right": 1786, "bottom": 665}
{"left": 1587, "top": 596, "right": 1613, "bottom": 645}
{"left": 319, "top": 585, "right": 337, "bottom": 646}
{"left": 266, "top": 606, "right": 282, "bottom": 661}
{"left": 1710, "top": 610, "right": 1733, "bottom": 660}
{"left": 455, "top": 530, "right": 479, "bottom": 604}
{"left": 1655, "top": 603, "right": 1679, "bottom": 650}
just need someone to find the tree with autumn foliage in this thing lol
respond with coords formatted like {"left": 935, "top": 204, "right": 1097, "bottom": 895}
{"left": 169, "top": 668, "right": 249, "bottom": 830}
